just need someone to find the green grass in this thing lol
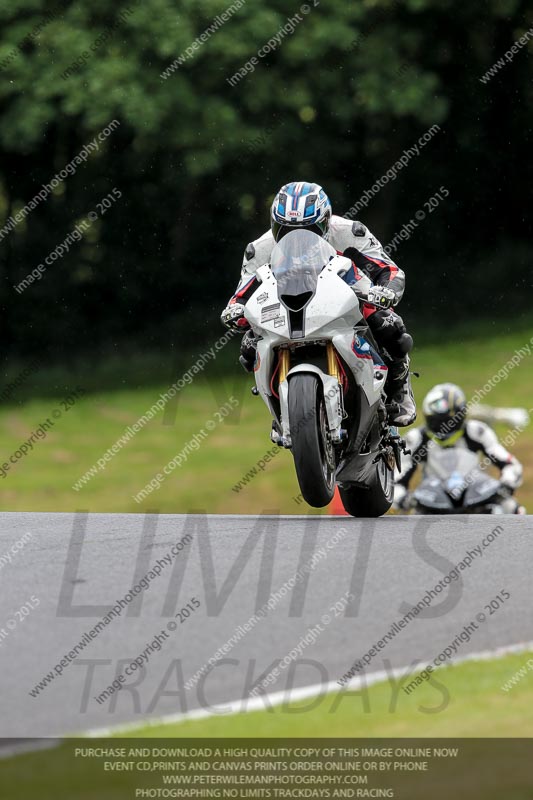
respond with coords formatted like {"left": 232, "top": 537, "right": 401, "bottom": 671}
{"left": 112, "top": 651, "right": 533, "bottom": 738}
{"left": 0, "top": 326, "right": 531, "bottom": 512}
{"left": 1, "top": 653, "right": 533, "bottom": 799}
{"left": 1, "top": 330, "right": 531, "bottom": 799}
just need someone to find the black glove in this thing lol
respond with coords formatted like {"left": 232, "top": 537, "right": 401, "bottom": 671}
{"left": 239, "top": 330, "right": 257, "bottom": 373}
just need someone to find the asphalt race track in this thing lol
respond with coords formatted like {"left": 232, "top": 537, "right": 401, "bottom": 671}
{"left": 0, "top": 512, "right": 531, "bottom": 738}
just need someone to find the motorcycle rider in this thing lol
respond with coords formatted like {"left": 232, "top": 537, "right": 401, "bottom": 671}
{"left": 220, "top": 181, "right": 416, "bottom": 427}
{"left": 393, "top": 382, "right": 524, "bottom": 513}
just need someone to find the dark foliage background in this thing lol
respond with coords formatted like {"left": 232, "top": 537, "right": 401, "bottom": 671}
{"left": 0, "top": 0, "right": 531, "bottom": 361}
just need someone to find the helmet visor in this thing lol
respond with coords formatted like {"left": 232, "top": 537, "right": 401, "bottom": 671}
{"left": 426, "top": 409, "right": 466, "bottom": 440}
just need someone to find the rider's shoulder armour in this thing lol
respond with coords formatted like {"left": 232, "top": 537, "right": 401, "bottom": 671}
{"left": 242, "top": 229, "right": 276, "bottom": 275}
{"left": 465, "top": 419, "right": 492, "bottom": 444}
{"left": 352, "top": 221, "right": 367, "bottom": 237}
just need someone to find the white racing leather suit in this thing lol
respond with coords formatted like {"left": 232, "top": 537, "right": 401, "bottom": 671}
{"left": 394, "top": 420, "right": 523, "bottom": 512}
{"left": 232, "top": 215, "right": 405, "bottom": 302}
{"left": 226, "top": 215, "right": 415, "bottom": 426}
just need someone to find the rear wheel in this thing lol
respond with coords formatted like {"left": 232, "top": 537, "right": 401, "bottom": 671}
{"left": 288, "top": 373, "right": 335, "bottom": 508}
{"left": 339, "top": 456, "right": 394, "bottom": 517}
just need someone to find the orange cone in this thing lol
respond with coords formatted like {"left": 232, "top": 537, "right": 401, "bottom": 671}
{"left": 330, "top": 486, "right": 349, "bottom": 515}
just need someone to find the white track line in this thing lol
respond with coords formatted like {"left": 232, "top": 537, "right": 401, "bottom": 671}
{"left": 85, "top": 639, "right": 533, "bottom": 737}
{"left": 2, "top": 640, "right": 531, "bottom": 758}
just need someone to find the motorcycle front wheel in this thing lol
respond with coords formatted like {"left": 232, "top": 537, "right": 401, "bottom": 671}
{"left": 288, "top": 373, "right": 336, "bottom": 508}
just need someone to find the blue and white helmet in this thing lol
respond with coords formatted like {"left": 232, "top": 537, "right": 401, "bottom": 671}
{"left": 271, "top": 181, "right": 332, "bottom": 242}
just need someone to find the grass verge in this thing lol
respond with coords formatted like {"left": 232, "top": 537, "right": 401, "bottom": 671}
{"left": 0, "top": 326, "right": 531, "bottom": 512}
{"left": 1, "top": 653, "right": 532, "bottom": 799}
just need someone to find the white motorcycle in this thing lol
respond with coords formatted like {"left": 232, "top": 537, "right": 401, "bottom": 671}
{"left": 234, "top": 229, "right": 406, "bottom": 517}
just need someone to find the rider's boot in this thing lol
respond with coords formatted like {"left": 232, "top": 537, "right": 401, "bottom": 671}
{"left": 386, "top": 355, "right": 417, "bottom": 427}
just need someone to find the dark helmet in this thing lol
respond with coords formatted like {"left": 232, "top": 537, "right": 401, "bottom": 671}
{"left": 270, "top": 181, "right": 332, "bottom": 242}
{"left": 422, "top": 383, "right": 467, "bottom": 443}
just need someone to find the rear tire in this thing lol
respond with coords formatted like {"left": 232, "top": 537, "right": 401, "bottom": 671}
{"left": 288, "top": 373, "right": 335, "bottom": 508}
{"left": 339, "top": 456, "right": 393, "bottom": 517}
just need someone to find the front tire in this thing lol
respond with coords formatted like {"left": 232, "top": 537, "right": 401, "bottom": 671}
{"left": 339, "top": 456, "right": 394, "bottom": 517}
{"left": 288, "top": 373, "right": 335, "bottom": 508}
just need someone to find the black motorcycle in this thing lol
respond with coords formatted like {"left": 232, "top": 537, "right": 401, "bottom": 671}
{"left": 410, "top": 448, "right": 516, "bottom": 514}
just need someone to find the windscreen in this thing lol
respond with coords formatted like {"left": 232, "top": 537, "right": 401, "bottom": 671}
{"left": 427, "top": 447, "right": 480, "bottom": 480}
{"left": 270, "top": 230, "right": 336, "bottom": 297}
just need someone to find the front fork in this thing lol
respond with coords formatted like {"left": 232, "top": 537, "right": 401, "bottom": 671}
{"left": 278, "top": 342, "right": 341, "bottom": 383}
{"left": 326, "top": 342, "right": 342, "bottom": 384}
{"left": 276, "top": 343, "right": 346, "bottom": 447}
{"left": 278, "top": 349, "right": 290, "bottom": 384}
